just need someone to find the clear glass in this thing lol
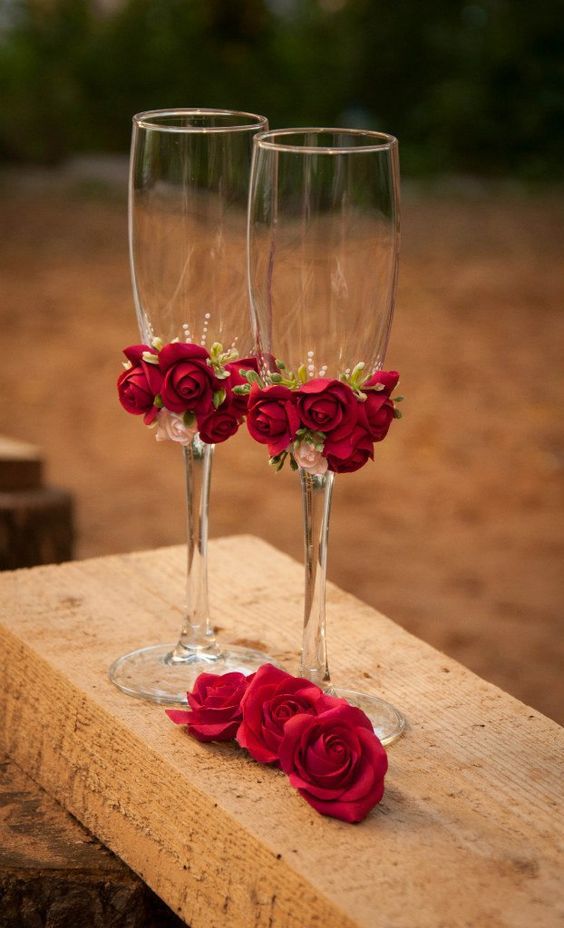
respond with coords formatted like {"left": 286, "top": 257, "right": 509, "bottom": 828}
{"left": 248, "top": 128, "right": 405, "bottom": 744}
{"left": 110, "top": 109, "right": 272, "bottom": 705}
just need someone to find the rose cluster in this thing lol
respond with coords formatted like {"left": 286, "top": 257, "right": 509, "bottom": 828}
{"left": 166, "top": 664, "right": 388, "bottom": 824}
{"left": 117, "top": 341, "right": 257, "bottom": 445}
{"left": 246, "top": 370, "right": 401, "bottom": 475}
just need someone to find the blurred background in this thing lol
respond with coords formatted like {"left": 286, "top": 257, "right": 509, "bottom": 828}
{"left": 1, "top": 0, "right": 562, "bottom": 722}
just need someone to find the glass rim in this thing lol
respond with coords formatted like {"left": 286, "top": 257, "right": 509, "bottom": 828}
{"left": 254, "top": 127, "right": 398, "bottom": 154}
{"left": 132, "top": 108, "right": 269, "bottom": 133}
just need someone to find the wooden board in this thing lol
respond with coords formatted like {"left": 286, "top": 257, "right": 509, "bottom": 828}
{"left": 0, "top": 536, "right": 562, "bottom": 928}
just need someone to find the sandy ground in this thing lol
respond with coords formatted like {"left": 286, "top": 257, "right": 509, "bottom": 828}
{"left": 1, "top": 177, "right": 562, "bottom": 724}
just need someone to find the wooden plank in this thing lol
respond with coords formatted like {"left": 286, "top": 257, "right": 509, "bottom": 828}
{"left": 0, "top": 753, "right": 185, "bottom": 927}
{"left": 0, "top": 536, "right": 562, "bottom": 928}
{"left": 0, "top": 435, "right": 42, "bottom": 491}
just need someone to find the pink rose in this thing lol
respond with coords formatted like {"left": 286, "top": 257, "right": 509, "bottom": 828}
{"left": 246, "top": 385, "right": 300, "bottom": 457}
{"left": 197, "top": 405, "right": 241, "bottom": 444}
{"left": 237, "top": 664, "right": 340, "bottom": 765}
{"left": 293, "top": 441, "right": 328, "bottom": 476}
{"left": 117, "top": 344, "right": 162, "bottom": 425}
{"left": 325, "top": 426, "right": 374, "bottom": 473}
{"left": 165, "top": 671, "right": 250, "bottom": 742}
{"left": 296, "top": 379, "right": 358, "bottom": 439}
{"left": 278, "top": 703, "right": 388, "bottom": 823}
{"left": 159, "top": 343, "right": 217, "bottom": 415}
{"left": 155, "top": 408, "right": 195, "bottom": 445}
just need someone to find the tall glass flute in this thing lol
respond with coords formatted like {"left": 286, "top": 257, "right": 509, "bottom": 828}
{"left": 110, "top": 109, "right": 271, "bottom": 704}
{"left": 248, "top": 128, "right": 405, "bottom": 744}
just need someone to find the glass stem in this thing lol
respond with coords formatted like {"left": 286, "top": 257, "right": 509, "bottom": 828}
{"left": 299, "top": 469, "right": 335, "bottom": 686}
{"left": 172, "top": 434, "right": 220, "bottom": 660}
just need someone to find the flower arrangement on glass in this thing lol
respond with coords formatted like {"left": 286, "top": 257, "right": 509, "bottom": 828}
{"left": 110, "top": 109, "right": 275, "bottom": 704}
{"left": 245, "top": 128, "right": 406, "bottom": 744}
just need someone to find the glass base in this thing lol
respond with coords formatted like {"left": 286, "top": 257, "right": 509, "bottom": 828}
{"left": 109, "top": 642, "right": 273, "bottom": 705}
{"left": 330, "top": 687, "right": 406, "bottom": 746}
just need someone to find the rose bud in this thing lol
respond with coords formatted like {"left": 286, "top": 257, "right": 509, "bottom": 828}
{"left": 237, "top": 663, "right": 342, "bottom": 765}
{"left": 279, "top": 703, "right": 388, "bottom": 823}
{"left": 159, "top": 342, "right": 217, "bottom": 415}
{"left": 363, "top": 370, "right": 399, "bottom": 396}
{"left": 224, "top": 357, "right": 259, "bottom": 417}
{"left": 325, "top": 426, "right": 374, "bottom": 473}
{"left": 246, "top": 385, "right": 300, "bottom": 457}
{"left": 165, "top": 671, "right": 251, "bottom": 742}
{"left": 296, "top": 379, "right": 358, "bottom": 440}
{"left": 117, "top": 344, "right": 163, "bottom": 424}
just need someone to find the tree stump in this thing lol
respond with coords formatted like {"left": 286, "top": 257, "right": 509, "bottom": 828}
{"left": 0, "top": 436, "right": 74, "bottom": 570}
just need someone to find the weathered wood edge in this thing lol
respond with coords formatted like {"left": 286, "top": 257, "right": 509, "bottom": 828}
{"left": 0, "top": 622, "right": 358, "bottom": 928}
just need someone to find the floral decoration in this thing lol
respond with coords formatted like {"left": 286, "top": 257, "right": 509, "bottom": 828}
{"left": 236, "top": 361, "right": 403, "bottom": 475}
{"left": 166, "top": 663, "right": 388, "bottom": 824}
{"left": 117, "top": 336, "right": 258, "bottom": 445}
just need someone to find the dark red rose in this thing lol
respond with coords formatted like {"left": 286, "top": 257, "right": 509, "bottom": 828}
{"left": 360, "top": 370, "right": 399, "bottom": 442}
{"left": 325, "top": 426, "right": 374, "bottom": 473}
{"left": 117, "top": 344, "right": 163, "bottom": 424}
{"left": 165, "top": 671, "right": 251, "bottom": 742}
{"left": 360, "top": 394, "right": 395, "bottom": 442}
{"left": 364, "top": 370, "right": 399, "bottom": 396}
{"left": 159, "top": 343, "right": 217, "bottom": 415}
{"left": 237, "top": 664, "right": 341, "bottom": 765}
{"left": 296, "top": 379, "right": 358, "bottom": 439}
{"left": 246, "top": 384, "right": 300, "bottom": 457}
{"left": 278, "top": 703, "right": 388, "bottom": 823}
{"left": 225, "top": 357, "right": 259, "bottom": 417}
{"left": 197, "top": 405, "right": 241, "bottom": 444}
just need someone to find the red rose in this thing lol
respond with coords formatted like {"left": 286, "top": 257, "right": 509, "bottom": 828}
{"left": 237, "top": 664, "right": 340, "bottom": 765}
{"left": 117, "top": 344, "right": 162, "bottom": 424}
{"left": 246, "top": 384, "right": 300, "bottom": 457}
{"left": 197, "top": 405, "right": 241, "bottom": 444}
{"left": 325, "top": 426, "right": 374, "bottom": 473}
{"left": 360, "top": 394, "right": 395, "bottom": 442}
{"left": 159, "top": 343, "right": 217, "bottom": 415}
{"left": 296, "top": 379, "right": 358, "bottom": 439}
{"left": 278, "top": 703, "right": 388, "bottom": 823}
{"left": 364, "top": 370, "right": 399, "bottom": 396}
{"left": 225, "top": 357, "right": 259, "bottom": 417}
{"left": 165, "top": 671, "right": 250, "bottom": 742}
{"left": 360, "top": 370, "right": 399, "bottom": 442}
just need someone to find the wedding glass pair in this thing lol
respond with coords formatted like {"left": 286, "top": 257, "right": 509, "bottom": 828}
{"left": 110, "top": 110, "right": 406, "bottom": 745}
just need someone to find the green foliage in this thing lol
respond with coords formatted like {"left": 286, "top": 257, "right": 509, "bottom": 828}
{"left": 0, "top": 0, "right": 562, "bottom": 178}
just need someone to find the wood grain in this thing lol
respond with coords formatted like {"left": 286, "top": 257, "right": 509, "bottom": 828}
{"left": 0, "top": 536, "right": 562, "bottom": 928}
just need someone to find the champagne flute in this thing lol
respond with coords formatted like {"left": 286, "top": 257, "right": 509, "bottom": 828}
{"left": 110, "top": 108, "right": 273, "bottom": 704}
{"left": 247, "top": 128, "right": 405, "bottom": 744}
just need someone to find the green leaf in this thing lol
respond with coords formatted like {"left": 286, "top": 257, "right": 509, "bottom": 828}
{"left": 393, "top": 408, "right": 403, "bottom": 419}
{"left": 213, "top": 389, "right": 226, "bottom": 409}
{"left": 154, "top": 394, "right": 164, "bottom": 409}
{"left": 232, "top": 384, "right": 250, "bottom": 395}
{"left": 183, "top": 411, "right": 195, "bottom": 427}
{"left": 269, "top": 372, "right": 282, "bottom": 383}
{"left": 289, "top": 455, "right": 298, "bottom": 471}
{"left": 141, "top": 351, "right": 160, "bottom": 365}
{"left": 297, "top": 363, "right": 307, "bottom": 383}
